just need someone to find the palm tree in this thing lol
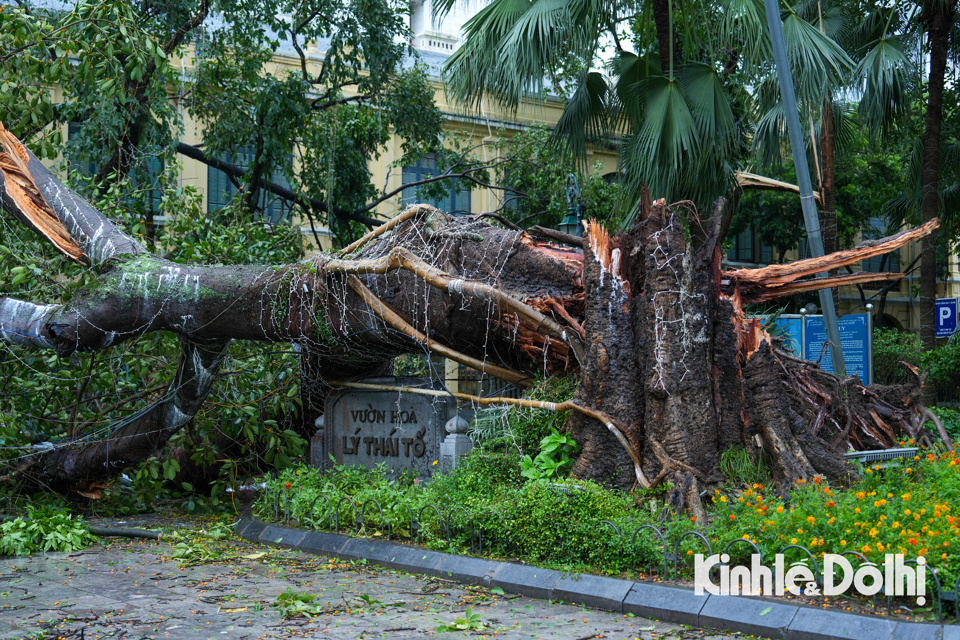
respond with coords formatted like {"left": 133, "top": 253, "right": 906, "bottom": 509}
{"left": 916, "top": 0, "right": 958, "bottom": 373}
{"left": 438, "top": 0, "right": 852, "bottom": 228}
{"left": 845, "top": 0, "right": 958, "bottom": 399}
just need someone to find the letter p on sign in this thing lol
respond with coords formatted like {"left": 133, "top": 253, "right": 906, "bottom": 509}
{"left": 936, "top": 299, "right": 959, "bottom": 338}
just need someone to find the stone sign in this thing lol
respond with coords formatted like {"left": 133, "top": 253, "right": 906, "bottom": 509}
{"left": 316, "top": 377, "right": 458, "bottom": 478}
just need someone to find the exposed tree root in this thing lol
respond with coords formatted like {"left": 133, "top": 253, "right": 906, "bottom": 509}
{"left": 0, "top": 123, "right": 946, "bottom": 505}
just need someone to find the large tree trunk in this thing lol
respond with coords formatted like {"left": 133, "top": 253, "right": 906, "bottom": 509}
{"left": 918, "top": 0, "right": 957, "bottom": 404}
{"left": 0, "top": 124, "right": 947, "bottom": 506}
{"left": 820, "top": 97, "right": 841, "bottom": 314}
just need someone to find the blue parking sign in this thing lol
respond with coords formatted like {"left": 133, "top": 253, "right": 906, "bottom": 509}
{"left": 938, "top": 299, "right": 959, "bottom": 338}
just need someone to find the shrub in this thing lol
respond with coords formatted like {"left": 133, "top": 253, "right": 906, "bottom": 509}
{"left": 873, "top": 327, "right": 960, "bottom": 391}
{"left": 873, "top": 328, "right": 923, "bottom": 386}
{"left": 257, "top": 453, "right": 662, "bottom": 574}
{"left": 500, "top": 479, "right": 659, "bottom": 570}
{"left": 500, "top": 376, "right": 577, "bottom": 456}
{"left": 931, "top": 407, "right": 960, "bottom": 441}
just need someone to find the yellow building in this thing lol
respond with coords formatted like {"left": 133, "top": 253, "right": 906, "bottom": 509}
{"left": 146, "top": 20, "right": 620, "bottom": 252}
{"left": 52, "top": 0, "right": 956, "bottom": 338}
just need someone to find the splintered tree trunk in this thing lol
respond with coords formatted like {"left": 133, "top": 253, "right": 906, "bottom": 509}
{"left": 566, "top": 194, "right": 945, "bottom": 510}
{"left": 0, "top": 123, "right": 948, "bottom": 505}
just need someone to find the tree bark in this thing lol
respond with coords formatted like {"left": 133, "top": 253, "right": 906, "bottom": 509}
{"left": 820, "top": 97, "right": 841, "bottom": 313}
{"left": 0, "top": 124, "right": 946, "bottom": 504}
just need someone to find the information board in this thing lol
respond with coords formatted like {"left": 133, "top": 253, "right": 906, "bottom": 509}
{"left": 803, "top": 313, "right": 871, "bottom": 384}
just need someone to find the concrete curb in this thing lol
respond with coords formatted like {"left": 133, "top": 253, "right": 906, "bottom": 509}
{"left": 234, "top": 516, "right": 946, "bottom": 640}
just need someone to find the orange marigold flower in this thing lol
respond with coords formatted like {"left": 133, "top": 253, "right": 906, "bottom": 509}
{"left": 729, "top": 514, "right": 736, "bottom": 520}
{"left": 909, "top": 538, "right": 918, "bottom": 546}
{"left": 814, "top": 477, "right": 821, "bottom": 484}
{"left": 691, "top": 516, "right": 697, "bottom": 523}
{"left": 776, "top": 506, "right": 784, "bottom": 514}
{"left": 827, "top": 501, "right": 835, "bottom": 508}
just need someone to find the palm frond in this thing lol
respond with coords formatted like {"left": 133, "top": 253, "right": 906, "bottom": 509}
{"left": 781, "top": 11, "right": 854, "bottom": 109}
{"left": 717, "top": 0, "right": 771, "bottom": 77}
{"left": 609, "top": 51, "right": 660, "bottom": 128}
{"left": 678, "top": 62, "right": 737, "bottom": 153}
{"left": 854, "top": 36, "right": 910, "bottom": 138}
{"left": 622, "top": 76, "right": 698, "bottom": 202}
{"left": 831, "top": 99, "right": 857, "bottom": 153}
{"left": 753, "top": 100, "right": 787, "bottom": 166}
{"left": 818, "top": 5, "right": 848, "bottom": 42}
{"left": 554, "top": 71, "right": 611, "bottom": 166}
{"left": 442, "top": 0, "right": 534, "bottom": 110}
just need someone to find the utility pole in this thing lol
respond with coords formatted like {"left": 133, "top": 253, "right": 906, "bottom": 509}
{"left": 763, "top": 0, "right": 846, "bottom": 375}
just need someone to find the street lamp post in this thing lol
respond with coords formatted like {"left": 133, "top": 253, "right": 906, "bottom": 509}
{"left": 763, "top": 0, "right": 846, "bottom": 376}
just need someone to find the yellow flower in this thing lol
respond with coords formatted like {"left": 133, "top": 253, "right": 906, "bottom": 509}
{"left": 828, "top": 517, "right": 836, "bottom": 525}
{"left": 905, "top": 509, "right": 912, "bottom": 516}
{"left": 432, "top": 460, "right": 438, "bottom": 466}
{"left": 855, "top": 508, "right": 861, "bottom": 514}
{"left": 893, "top": 521, "right": 900, "bottom": 529}
{"left": 720, "top": 496, "right": 728, "bottom": 503}
{"left": 840, "top": 539, "right": 847, "bottom": 546}
{"left": 797, "top": 528, "right": 804, "bottom": 534}
{"left": 776, "top": 506, "right": 784, "bottom": 513}
{"left": 807, "top": 516, "right": 816, "bottom": 524}
{"left": 791, "top": 538, "right": 798, "bottom": 544}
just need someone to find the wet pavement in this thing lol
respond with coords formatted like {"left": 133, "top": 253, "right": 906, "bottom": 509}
{"left": 0, "top": 519, "right": 741, "bottom": 640}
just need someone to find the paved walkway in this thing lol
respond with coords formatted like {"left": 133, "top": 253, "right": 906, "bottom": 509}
{"left": 0, "top": 521, "right": 740, "bottom": 640}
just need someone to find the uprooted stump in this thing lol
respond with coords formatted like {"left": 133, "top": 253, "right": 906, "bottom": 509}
{"left": 0, "top": 122, "right": 946, "bottom": 512}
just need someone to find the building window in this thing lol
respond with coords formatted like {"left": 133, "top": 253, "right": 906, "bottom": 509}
{"left": 401, "top": 153, "right": 465, "bottom": 214}
{"left": 726, "top": 227, "right": 773, "bottom": 264}
{"left": 861, "top": 217, "right": 900, "bottom": 274}
{"left": 68, "top": 122, "right": 163, "bottom": 214}
{"left": 207, "top": 147, "right": 292, "bottom": 223}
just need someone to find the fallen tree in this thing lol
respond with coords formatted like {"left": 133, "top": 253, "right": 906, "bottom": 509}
{"left": 0, "top": 124, "right": 947, "bottom": 514}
